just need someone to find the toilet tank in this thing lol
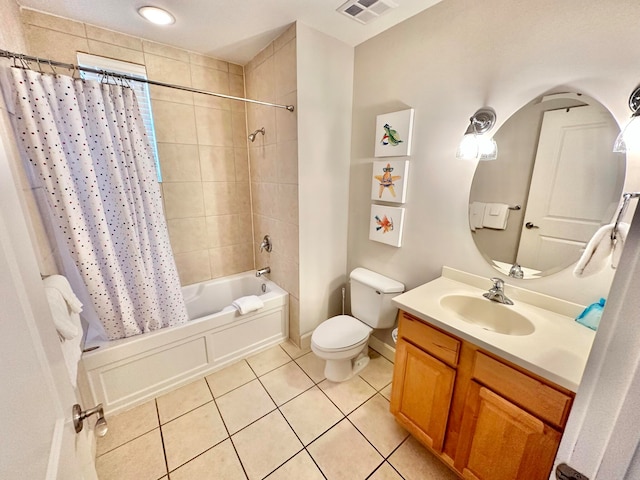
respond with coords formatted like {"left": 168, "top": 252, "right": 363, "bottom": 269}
{"left": 350, "top": 268, "right": 404, "bottom": 329}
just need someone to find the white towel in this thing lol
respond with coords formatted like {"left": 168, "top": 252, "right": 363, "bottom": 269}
{"left": 573, "top": 222, "right": 629, "bottom": 277}
{"left": 43, "top": 275, "right": 83, "bottom": 387}
{"left": 43, "top": 275, "right": 83, "bottom": 313}
{"left": 232, "top": 295, "right": 264, "bottom": 315}
{"left": 43, "top": 275, "right": 83, "bottom": 339}
{"left": 469, "top": 202, "right": 486, "bottom": 231}
{"left": 482, "top": 203, "right": 510, "bottom": 230}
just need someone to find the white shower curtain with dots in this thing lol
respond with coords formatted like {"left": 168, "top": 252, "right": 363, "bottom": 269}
{"left": 0, "top": 67, "right": 188, "bottom": 340}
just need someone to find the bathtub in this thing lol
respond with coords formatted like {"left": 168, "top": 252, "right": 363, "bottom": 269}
{"left": 81, "top": 271, "right": 289, "bottom": 415}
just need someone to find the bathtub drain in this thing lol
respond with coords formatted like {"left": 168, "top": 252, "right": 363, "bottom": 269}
{"left": 261, "top": 283, "right": 267, "bottom": 293}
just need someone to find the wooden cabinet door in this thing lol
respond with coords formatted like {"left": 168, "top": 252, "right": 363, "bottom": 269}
{"left": 455, "top": 381, "right": 561, "bottom": 480}
{"left": 390, "top": 338, "right": 456, "bottom": 452}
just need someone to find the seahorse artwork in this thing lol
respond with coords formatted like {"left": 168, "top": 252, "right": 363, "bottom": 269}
{"left": 380, "top": 123, "right": 403, "bottom": 147}
{"left": 374, "top": 163, "right": 402, "bottom": 198}
{"left": 375, "top": 214, "right": 394, "bottom": 233}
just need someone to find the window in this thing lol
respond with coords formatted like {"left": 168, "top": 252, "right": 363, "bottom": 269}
{"left": 76, "top": 53, "right": 162, "bottom": 181}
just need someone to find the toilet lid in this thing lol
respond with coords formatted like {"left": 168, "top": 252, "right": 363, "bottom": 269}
{"left": 312, "top": 315, "right": 372, "bottom": 351}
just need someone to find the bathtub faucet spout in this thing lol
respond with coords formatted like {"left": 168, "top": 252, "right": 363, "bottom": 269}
{"left": 256, "top": 266, "right": 271, "bottom": 277}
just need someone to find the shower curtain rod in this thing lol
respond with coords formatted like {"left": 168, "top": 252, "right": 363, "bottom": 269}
{"left": 0, "top": 49, "right": 295, "bottom": 112}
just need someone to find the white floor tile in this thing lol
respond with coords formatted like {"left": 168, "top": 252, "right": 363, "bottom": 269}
{"left": 260, "top": 361, "right": 314, "bottom": 405}
{"left": 232, "top": 410, "right": 303, "bottom": 480}
{"left": 307, "top": 419, "right": 383, "bottom": 480}
{"left": 216, "top": 379, "right": 276, "bottom": 434}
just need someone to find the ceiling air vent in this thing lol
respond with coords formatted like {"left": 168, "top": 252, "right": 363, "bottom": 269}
{"left": 337, "top": 0, "right": 398, "bottom": 25}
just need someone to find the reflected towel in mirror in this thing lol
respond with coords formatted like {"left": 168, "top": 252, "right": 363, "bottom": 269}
{"left": 482, "top": 203, "right": 509, "bottom": 230}
{"left": 469, "top": 202, "right": 486, "bottom": 231}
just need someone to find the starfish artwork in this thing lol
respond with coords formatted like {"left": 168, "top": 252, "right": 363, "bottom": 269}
{"left": 380, "top": 123, "right": 403, "bottom": 146}
{"left": 375, "top": 214, "right": 394, "bottom": 233}
{"left": 374, "top": 163, "right": 402, "bottom": 198}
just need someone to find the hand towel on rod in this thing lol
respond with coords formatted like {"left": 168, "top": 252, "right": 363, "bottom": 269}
{"left": 43, "top": 275, "right": 83, "bottom": 387}
{"left": 43, "top": 274, "right": 83, "bottom": 339}
{"left": 482, "top": 203, "right": 509, "bottom": 230}
{"left": 573, "top": 222, "right": 629, "bottom": 277}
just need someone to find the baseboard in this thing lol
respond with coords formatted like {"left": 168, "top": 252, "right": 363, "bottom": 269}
{"left": 300, "top": 331, "right": 312, "bottom": 351}
{"left": 368, "top": 336, "right": 396, "bottom": 363}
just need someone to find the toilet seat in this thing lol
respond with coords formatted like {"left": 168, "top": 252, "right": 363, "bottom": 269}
{"left": 311, "top": 315, "right": 372, "bottom": 352}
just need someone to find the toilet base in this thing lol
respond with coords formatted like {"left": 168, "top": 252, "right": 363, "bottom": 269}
{"left": 324, "top": 349, "right": 370, "bottom": 382}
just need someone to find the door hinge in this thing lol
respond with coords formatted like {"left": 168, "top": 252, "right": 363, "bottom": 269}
{"left": 556, "top": 463, "right": 589, "bottom": 480}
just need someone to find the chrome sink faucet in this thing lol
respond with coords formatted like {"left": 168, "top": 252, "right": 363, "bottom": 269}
{"left": 483, "top": 277, "right": 514, "bottom": 305}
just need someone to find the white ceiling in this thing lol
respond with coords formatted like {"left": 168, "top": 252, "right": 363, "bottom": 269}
{"left": 17, "top": 0, "right": 442, "bottom": 65}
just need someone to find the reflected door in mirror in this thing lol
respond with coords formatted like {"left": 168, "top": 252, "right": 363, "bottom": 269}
{"left": 517, "top": 105, "right": 621, "bottom": 271}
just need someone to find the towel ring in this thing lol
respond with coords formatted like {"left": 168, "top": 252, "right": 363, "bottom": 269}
{"left": 612, "top": 192, "right": 640, "bottom": 240}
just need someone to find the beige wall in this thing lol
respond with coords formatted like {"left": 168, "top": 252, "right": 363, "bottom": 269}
{"left": 349, "top": 0, "right": 640, "bottom": 320}
{"left": 19, "top": 8, "right": 252, "bottom": 285}
{"left": 296, "top": 23, "right": 354, "bottom": 342}
{"left": 0, "top": 2, "right": 60, "bottom": 276}
{"left": 245, "top": 24, "right": 301, "bottom": 343}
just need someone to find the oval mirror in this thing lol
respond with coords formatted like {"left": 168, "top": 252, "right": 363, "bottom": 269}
{"left": 469, "top": 92, "right": 626, "bottom": 278}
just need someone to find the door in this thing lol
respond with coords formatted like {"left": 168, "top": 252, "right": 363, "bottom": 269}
{"left": 455, "top": 382, "right": 561, "bottom": 480}
{"left": 553, "top": 204, "right": 640, "bottom": 479}
{"left": 516, "top": 105, "right": 621, "bottom": 271}
{"left": 0, "top": 106, "right": 96, "bottom": 478}
{"left": 390, "top": 339, "right": 456, "bottom": 452}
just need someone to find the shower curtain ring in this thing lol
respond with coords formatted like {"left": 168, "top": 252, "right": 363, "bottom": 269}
{"left": 48, "top": 60, "right": 57, "bottom": 76}
{"left": 19, "top": 54, "right": 28, "bottom": 70}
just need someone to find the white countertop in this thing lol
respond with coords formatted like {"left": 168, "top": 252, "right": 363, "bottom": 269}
{"left": 392, "top": 267, "right": 596, "bottom": 392}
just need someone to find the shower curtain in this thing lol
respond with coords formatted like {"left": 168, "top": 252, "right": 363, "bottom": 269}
{"left": 0, "top": 67, "right": 188, "bottom": 340}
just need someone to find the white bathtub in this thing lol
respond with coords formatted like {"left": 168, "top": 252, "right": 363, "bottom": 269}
{"left": 81, "top": 271, "right": 289, "bottom": 415}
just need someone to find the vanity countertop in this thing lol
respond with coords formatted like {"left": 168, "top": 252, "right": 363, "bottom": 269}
{"left": 392, "top": 267, "right": 596, "bottom": 392}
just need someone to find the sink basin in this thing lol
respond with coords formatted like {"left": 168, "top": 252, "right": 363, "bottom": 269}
{"left": 440, "top": 294, "right": 535, "bottom": 336}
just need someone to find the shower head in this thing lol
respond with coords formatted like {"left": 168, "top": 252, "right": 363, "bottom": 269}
{"left": 248, "top": 127, "right": 265, "bottom": 142}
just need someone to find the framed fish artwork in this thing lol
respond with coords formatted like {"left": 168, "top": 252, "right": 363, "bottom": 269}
{"left": 369, "top": 205, "right": 405, "bottom": 247}
{"left": 371, "top": 160, "right": 410, "bottom": 203}
{"left": 374, "top": 108, "right": 415, "bottom": 157}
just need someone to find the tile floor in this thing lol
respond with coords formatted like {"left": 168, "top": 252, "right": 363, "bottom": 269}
{"left": 95, "top": 343, "right": 459, "bottom": 480}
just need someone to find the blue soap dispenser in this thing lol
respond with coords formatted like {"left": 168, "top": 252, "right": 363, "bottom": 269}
{"left": 575, "top": 298, "right": 606, "bottom": 331}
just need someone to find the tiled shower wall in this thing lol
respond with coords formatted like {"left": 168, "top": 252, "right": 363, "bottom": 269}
{"left": 19, "top": 8, "right": 253, "bottom": 285}
{"left": 246, "top": 25, "right": 301, "bottom": 345}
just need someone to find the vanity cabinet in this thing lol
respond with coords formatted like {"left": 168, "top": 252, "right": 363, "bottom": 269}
{"left": 390, "top": 335, "right": 456, "bottom": 452}
{"left": 391, "top": 311, "right": 574, "bottom": 480}
{"left": 455, "top": 381, "right": 561, "bottom": 480}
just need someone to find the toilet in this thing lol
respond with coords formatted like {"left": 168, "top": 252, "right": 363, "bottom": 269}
{"left": 311, "top": 268, "right": 404, "bottom": 382}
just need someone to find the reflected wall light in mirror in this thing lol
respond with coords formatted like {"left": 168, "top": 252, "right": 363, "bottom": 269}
{"left": 613, "top": 85, "right": 640, "bottom": 152}
{"left": 456, "top": 107, "right": 498, "bottom": 161}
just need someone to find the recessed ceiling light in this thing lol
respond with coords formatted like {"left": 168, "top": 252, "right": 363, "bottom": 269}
{"left": 138, "top": 6, "right": 175, "bottom": 25}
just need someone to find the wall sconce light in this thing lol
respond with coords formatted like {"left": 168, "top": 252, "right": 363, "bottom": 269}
{"left": 613, "top": 85, "right": 640, "bottom": 153}
{"left": 456, "top": 107, "right": 498, "bottom": 161}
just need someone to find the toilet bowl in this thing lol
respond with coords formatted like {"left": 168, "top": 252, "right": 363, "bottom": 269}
{"left": 311, "top": 268, "right": 404, "bottom": 382}
{"left": 311, "top": 315, "right": 372, "bottom": 382}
